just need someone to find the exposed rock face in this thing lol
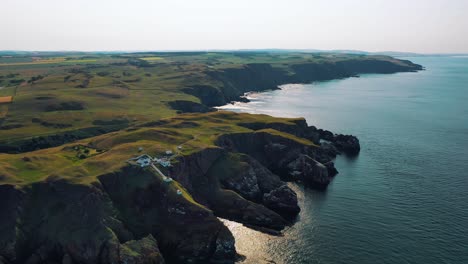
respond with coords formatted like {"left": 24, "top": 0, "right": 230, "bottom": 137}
{"left": 99, "top": 166, "right": 236, "bottom": 263}
{"left": 263, "top": 185, "right": 300, "bottom": 218}
{"left": 184, "top": 59, "right": 422, "bottom": 109}
{"left": 169, "top": 149, "right": 293, "bottom": 231}
{"left": 0, "top": 179, "right": 143, "bottom": 264}
{"left": 182, "top": 85, "right": 227, "bottom": 106}
{"left": 0, "top": 113, "right": 363, "bottom": 263}
{"left": 0, "top": 167, "right": 236, "bottom": 264}
{"left": 0, "top": 185, "right": 23, "bottom": 263}
{"left": 237, "top": 120, "right": 361, "bottom": 158}
{"left": 287, "top": 154, "right": 330, "bottom": 189}
{"left": 213, "top": 127, "right": 355, "bottom": 190}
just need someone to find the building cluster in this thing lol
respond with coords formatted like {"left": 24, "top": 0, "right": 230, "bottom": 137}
{"left": 129, "top": 150, "right": 174, "bottom": 168}
{"left": 127, "top": 148, "right": 183, "bottom": 196}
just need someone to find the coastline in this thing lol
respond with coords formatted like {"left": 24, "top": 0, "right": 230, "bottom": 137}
{"left": 0, "top": 55, "right": 425, "bottom": 264}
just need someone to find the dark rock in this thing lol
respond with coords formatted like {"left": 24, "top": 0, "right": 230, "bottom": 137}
{"left": 317, "top": 141, "right": 339, "bottom": 161}
{"left": 169, "top": 149, "right": 292, "bottom": 231}
{"left": 237, "top": 96, "right": 250, "bottom": 103}
{"left": 182, "top": 85, "right": 226, "bottom": 106}
{"left": 334, "top": 134, "right": 361, "bottom": 156}
{"left": 98, "top": 166, "right": 235, "bottom": 263}
{"left": 287, "top": 154, "right": 331, "bottom": 189}
{"left": 263, "top": 185, "right": 300, "bottom": 217}
{"left": 0, "top": 185, "right": 23, "bottom": 263}
{"left": 182, "top": 58, "right": 421, "bottom": 110}
{"left": 318, "top": 129, "right": 335, "bottom": 141}
{"left": 324, "top": 161, "right": 339, "bottom": 177}
{"left": 120, "top": 235, "right": 165, "bottom": 264}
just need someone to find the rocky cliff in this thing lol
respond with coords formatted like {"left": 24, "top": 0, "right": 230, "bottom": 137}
{"left": 0, "top": 111, "right": 360, "bottom": 263}
{"left": 182, "top": 58, "right": 422, "bottom": 107}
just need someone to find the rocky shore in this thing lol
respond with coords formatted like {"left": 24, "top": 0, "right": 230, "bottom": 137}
{"left": 0, "top": 55, "right": 423, "bottom": 263}
{"left": 0, "top": 111, "right": 360, "bottom": 264}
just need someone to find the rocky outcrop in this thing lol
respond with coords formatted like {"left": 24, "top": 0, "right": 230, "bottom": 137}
{"left": 168, "top": 149, "right": 295, "bottom": 231}
{"left": 316, "top": 128, "right": 360, "bottom": 156}
{"left": 237, "top": 120, "right": 360, "bottom": 158}
{"left": 333, "top": 134, "right": 361, "bottom": 156}
{"left": 287, "top": 154, "right": 330, "bottom": 189}
{"left": 214, "top": 129, "right": 346, "bottom": 189}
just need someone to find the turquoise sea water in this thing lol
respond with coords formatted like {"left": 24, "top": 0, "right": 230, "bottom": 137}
{"left": 219, "top": 57, "right": 468, "bottom": 264}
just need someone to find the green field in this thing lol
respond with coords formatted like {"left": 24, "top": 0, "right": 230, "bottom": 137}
{"left": 0, "top": 51, "right": 423, "bottom": 263}
{"left": 0, "top": 51, "right": 422, "bottom": 184}
{"left": 0, "top": 52, "right": 419, "bottom": 145}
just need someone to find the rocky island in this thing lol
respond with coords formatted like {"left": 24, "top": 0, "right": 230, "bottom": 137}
{"left": 0, "top": 52, "right": 422, "bottom": 263}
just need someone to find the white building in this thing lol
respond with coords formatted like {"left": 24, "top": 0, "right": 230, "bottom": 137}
{"left": 154, "top": 157, "right": 171, "bottom": 167}
{"left": 129, "top": 154, "right": 153, "bottom": 168}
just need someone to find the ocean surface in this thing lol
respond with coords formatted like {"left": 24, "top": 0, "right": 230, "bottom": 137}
{"left": 218, "top": 56, "right": 468, "bottom": 264}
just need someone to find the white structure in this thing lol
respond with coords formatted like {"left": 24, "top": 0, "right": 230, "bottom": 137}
{"left": 177, "top": 145, "right": 182, "bottom": 150}
{"left": 129, "top": 154, "right": 152, "bottom": 168}
{"left": 176, "top": 189, "right": 182, "bottom": 195}
{"left": 154, "top": 157, "right": 171, "bottom": 167}
{"left": 165, "top": 150, "right": 173, "bottom": 155}
{"left": 138, "top": 147, "right": 143, "bottom": 152}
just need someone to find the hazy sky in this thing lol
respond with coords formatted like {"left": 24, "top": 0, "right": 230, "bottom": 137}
{"left": 2, "top": 0, "right": 467, "bottom": 53}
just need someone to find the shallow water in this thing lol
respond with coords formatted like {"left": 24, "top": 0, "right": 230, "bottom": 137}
{"left": 219, "top": 56, "right": 468, "bottom": 264}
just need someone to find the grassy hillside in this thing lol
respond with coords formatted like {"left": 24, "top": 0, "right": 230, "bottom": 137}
{"left": 0, "top": 52, "right": 421, "bottom": 151}
{"left": 0, "top": 52, "right": 423, "bottom": 263}
{"left": 0, "top": 111, "right": 309, "bottom": 186}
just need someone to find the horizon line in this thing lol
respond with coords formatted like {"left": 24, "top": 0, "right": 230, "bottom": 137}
{"left": 0, "top": 49, "right": 467, "bottom": 56}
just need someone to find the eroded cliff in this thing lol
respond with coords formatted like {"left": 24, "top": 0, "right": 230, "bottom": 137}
{"left": 0, "top": 111, "right": 359, "bottom": 263}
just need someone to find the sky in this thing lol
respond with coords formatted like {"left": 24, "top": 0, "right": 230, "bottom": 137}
{"left": 2, "top": 0, "right": 467, "bottom": 53}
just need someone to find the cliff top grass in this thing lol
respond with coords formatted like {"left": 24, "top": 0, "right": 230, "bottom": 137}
{"left": 0, "top": 51, "right": 421, "bottom": 187}
{"left": 0, "top": 51, "right": 420, "bottom": 144}
{"left": 0, "top": 111, "right": 313, "bottom": 186}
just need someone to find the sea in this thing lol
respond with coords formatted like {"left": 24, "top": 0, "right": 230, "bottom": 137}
{"left": 218, "top": 56, "right": 468, "bottom": 264}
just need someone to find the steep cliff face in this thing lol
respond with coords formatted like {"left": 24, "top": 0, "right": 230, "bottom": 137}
{"left": 185, "top": 58, "right": 422, "bottom": 107}
{"left": 0, "top": 111, "right": 363, "bottom": 263}
{"left": 0, "top": 167, "right": 236, "bottom": 264}
{"left": 0, "top": 179, "right": 165, "bottom": 264}
{"left": 98, "top": 166, "right": 235, "bottom": 264}
{"left": 0, "top": 185, "right": 22, "bottom": 263}
{"left": 168, "top": 148, "right": 293, "bottom": 231}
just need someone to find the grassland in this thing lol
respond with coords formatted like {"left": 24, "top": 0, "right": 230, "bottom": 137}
{"left": 0, "top": 51, "right": 424, "bottom": 263}
{"left": 0, "top": 52, "right": 421, "bottom": 147}
{"left": 0, "top": 51, "right": 421, "bottom": 185}
{"left": 0, "top": 110, "right": 308, "bottom": 186}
